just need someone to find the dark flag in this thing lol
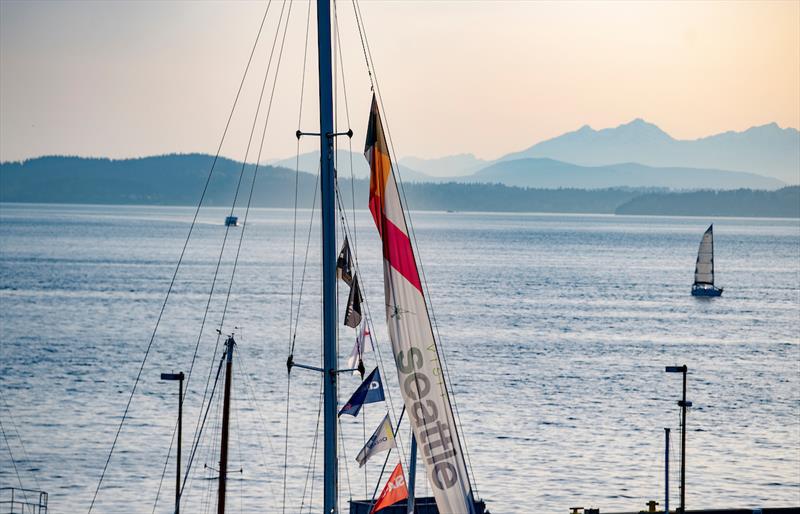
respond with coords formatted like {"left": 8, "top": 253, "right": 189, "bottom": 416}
{"left": 336, "top": 237, "right": 354, "bottom": 286}
{"left": 338, "top": 367, "right": 385, "bottom": 417}
{"left": 344, "top": 274, "right": 363, "bottom": 328}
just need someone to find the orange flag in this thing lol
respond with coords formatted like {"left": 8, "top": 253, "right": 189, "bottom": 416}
{"left": 370, "top": 462, "right": 408, "bottom": 514}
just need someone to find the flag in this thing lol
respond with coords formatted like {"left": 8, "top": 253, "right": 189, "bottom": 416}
{"left": 336, "top": 237, "right": 354, "bottom": 286}
{"left": 365, "top": 94, "right": 475, "bottom": 513}
{"left": 338, "top": 367, "right": 385, "bottom": 417}
{"left": 357, "top": 318, "right": 374, "bottom": 352}
{"left": 344, "top": 274, "right": 363, "bottom": 328}
{"left": 346, "top": 320, "right": 373, "bottom": 376}
{"left": 356, "top": 413, "right": 396, "bottom": 468}
{"left": 370, "top": 462, "right": 408, "bottom": 514}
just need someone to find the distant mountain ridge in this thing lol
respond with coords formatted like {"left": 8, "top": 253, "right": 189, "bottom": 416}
{"left": 495, "top": 119, "right": 800, "bottom": 184}
{"left": 1, "top": 154, "right": 797, "bottom": 217}
{"left": 266, "top": 120, "right": 798, "bottom": 188}
{"left": 615, "top": 186, "right": 800, "bottom": 218}
{"left": 399, "top": 153, "right": 488, "bottom": 178}
{"left": 271, "top": 150, "right": 433, "bottom": 182}
{"left": 465, "top": 157, "right": 784, "bottom": 190}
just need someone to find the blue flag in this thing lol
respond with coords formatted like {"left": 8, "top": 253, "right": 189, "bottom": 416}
{"left": 339, "top": 367, "right": 385, "bottom": 417}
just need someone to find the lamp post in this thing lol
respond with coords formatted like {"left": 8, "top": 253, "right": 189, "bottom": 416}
{"left": 664, "top": 427, "right": 670, "bottom": 514}
{"left": 161, "top": 371, "right": 185, "bottom": 514}
{"left": 665, "top": 365, "right": 691, "bottom": 513}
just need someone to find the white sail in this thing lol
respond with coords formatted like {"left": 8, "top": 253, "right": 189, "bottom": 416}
{"left": 694, "top": 224, "right": 714, "bottom": 285}
{"left": 365, "top": 96, "right": 475, "bottom": 514}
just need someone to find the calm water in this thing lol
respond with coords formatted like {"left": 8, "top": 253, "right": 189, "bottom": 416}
{"left": 1, "top": 203, "right": 798, "bottom": 513}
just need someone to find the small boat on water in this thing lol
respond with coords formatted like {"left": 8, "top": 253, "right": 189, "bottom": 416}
{"left": 691, "top": 224, "right": 723, "bottom": 297}
{"left": 224, "top": 215, "right": 238, "bottom": 227}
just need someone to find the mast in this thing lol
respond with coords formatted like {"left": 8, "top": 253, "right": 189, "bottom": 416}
{"left": 316, "top": 0, "right": 338, "bottom": 512}
{"left": 664, "top": 427, "right": 670, "bottom": 514}
{"left": 680, "top": 368, "right": 687, "bottom": 513}
{"left": 709, "top": 224, "right": 715, "bottom": 286}
{"left": 218, "top": 336, "right": 235, "bottom": 514}
{"left": 407, "top": 434, "right": 417, "bottom": 514}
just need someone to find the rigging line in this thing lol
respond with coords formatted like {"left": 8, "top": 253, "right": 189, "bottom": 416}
{"left": 298, "top": 384, "right": 324, "bottom": 514}
{"left": 186, "top": 357, "right": 222, "bottom": 509}
{"left": 290, "top": 164, "right": 321, "bottom": 351}
{"left": 233, "top": 347, "right": 278, "bottom": 500}
{"left": 0, "top": 391, "right": 41, "bottom": 491}
{"left": 0, "top": 417, "right": 27, "bottom": 502}
{"left": 232, "top": 379, "right": 243, "bottom": 514}
{"left": 151, "top": 409, "right": 176, "bottom": 513}
{"left": 365, "top": 406, "right": 406, "bottom": 513}
{"left": 336, "top": 3, "right": 422, "bottom": 466}
{"left": 209, "top": 5, "right": 297, "bottom": 497}
{"left": 289, "top": 0, "right": 312, "bottom": 354}
{"left": 332, "top": 181, "right": 407, "bottom": 465}
{"left": 228, "top": 0, "right": 299, "bottom": 316}
{"left": 285, "top": 3, "right": 311, "bottom": 512}
{"left": 338, "top": 417, "right": 353, "bottom": 500}
{"left": 88, "top": 1, "right": 274, "bottom": 511}
{"left": 208, "top": 384, "right": 225, "bottom": 514}
{"left": 181, "top": 0, "right": 292, "bottom": 504}
{"left": 234, "top": 347, "right": 277, "bottom": 453}
{"left": 350, "top": 0, "right": 373, "bottom": 92}
{"left": 307, "top": 407, "right": 320, "bottom": 514}
{"left": 215, "top": 0, "right": 293, "bottom": 343}
{"left": 180, "top": 350, "right": 226, "bottom": 499}
{"left": 332, "top": 0, "right": 359, "bottom": 257}
{"left": 352, "top": 0, "right": 479, "bottom": 494}
{"left": 281, "top": 375, "right": 292, "bottom": 514}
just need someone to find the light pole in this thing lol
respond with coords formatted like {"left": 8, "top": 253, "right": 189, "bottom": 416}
{"left": 665, "top": 365, "right": 691, "bottom": 513}
{"left": 664, "top": 427, "right": 670, "bottom": 514}
{"left": 161, "top": 371, "right": 185, "bottom": 514}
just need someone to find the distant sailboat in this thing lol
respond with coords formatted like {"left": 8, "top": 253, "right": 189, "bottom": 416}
{"left": 691, "top": 224, "right": 723, "bottom": 297}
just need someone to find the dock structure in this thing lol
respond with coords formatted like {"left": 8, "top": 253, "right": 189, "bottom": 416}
{"left": 574, "top": 507, "right": 799, "bottom": 514}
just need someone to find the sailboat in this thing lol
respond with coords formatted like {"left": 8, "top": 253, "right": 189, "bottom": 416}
{"left": 87, "top": 1, "right": 488, "bottom": 513}
{"left": 691, "top": 224, "right": 723, "bottom": 297}
{"left": 291, "top": 1, "right": 486, "bottom": 511}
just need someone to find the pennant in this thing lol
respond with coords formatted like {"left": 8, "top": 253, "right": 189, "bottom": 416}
{"left": 338, "top": 367, "right": 385, "bottom": 417}
{"left": 346, "top": 320, "right": 373, "bottom": 376}
{"left": 356, "top": 413, "right": 396, "bottom": 468}
{"left": 344, "top": 274, "right": 363, "bottom": 328}
{"left": 357, "top": 318, "right": 374, "bottom": 352}
{"left": 370, "top": 462, "right": 408, "bottom": 514}
{"left": 365, "top": 94, "right": 475, "bottom": 512}
{"left": 336, "top": 237, "right": 354, "bottom": 286}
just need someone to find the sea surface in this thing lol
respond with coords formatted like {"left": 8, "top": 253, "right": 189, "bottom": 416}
{"left": 1, "top": 203, "right": 798, "bottom": 514}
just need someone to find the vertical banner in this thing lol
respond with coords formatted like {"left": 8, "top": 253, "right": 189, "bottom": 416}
{"left": 365, "top": 96, "right": 475, "bottom": 513}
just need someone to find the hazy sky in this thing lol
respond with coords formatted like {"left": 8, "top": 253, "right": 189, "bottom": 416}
{"left": 1, "top": 0, "right": 798, "bottom": 163}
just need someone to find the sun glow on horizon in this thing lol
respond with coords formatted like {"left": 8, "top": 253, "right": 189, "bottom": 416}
{"left": 1, "top": 0, "right": 798, "bottom": 162}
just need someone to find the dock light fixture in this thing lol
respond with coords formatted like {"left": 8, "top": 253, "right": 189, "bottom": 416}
{"left": 161, "top": 371, "right": 185, "bottom": 514}
{"left": 665, "top": 365, "right": 691, "bottom": 513}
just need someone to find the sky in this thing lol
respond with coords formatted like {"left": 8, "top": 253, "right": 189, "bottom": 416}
{"left": 1, "top": 0, "right": 798, "bottom": 163}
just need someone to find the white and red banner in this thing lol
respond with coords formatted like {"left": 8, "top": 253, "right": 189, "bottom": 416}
{"left": 365, "top": 95, "right": 475, "bottom": 514}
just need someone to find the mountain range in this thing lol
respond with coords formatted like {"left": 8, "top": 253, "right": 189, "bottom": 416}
{"left": 272, "top": 120, "right": 798, "bottom": 189}
{"left": 496, "top": 119, "right": 799, "bottom": 184}
{"left": 2, "top": 155, "right": 797, "bottom": 217}
{"left": 270, "top": 150, "right": 433, "bottom": 182}
{"left": 466, "top": 158, "right": 783, "bottom": 190}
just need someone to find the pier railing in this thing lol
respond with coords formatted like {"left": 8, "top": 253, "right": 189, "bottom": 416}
{"left": 0, "top": 487, "right": 48, "bottom": 514}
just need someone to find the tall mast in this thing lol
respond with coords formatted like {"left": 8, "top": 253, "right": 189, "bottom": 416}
{"left": 217, "top": 336, "right": 235, "bottom": 514}
{"left": 710, "top": 224, "right": 715, "bottom": 286}
{"left": 316, "top": 0, "right": 338, "bottom": 512}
